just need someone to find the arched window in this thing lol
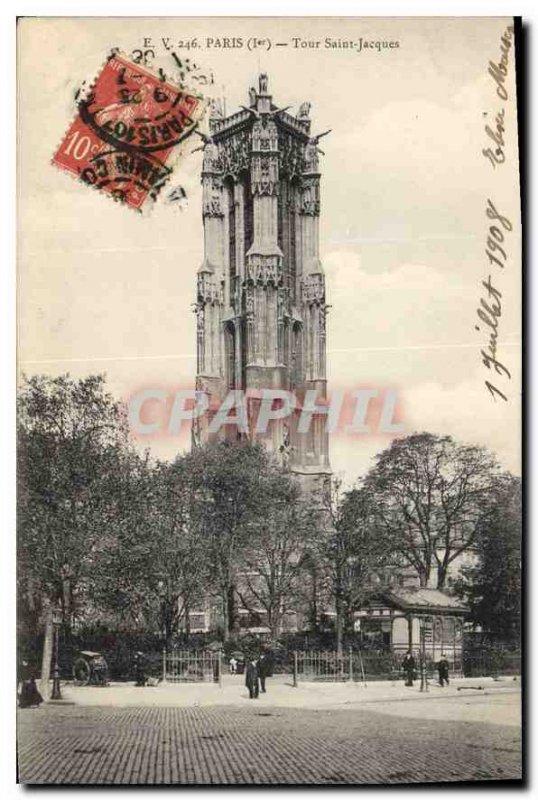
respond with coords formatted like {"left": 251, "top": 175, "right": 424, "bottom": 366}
{"left": 291, "top": 321, "right": 303, "bottom": 386}
{"left": 278, "top": 179, "right": 298, "bottom": 303}
{"left": 224, "top": 321, "right": 236, "bottom": 390}
{"left": 243, "top": 171, "right": 253, "bottom": 254}
{"left": 226, "top": 179, "right": 236, "bottom": 305}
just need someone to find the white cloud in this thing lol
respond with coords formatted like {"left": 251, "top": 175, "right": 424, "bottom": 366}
{"left": 404, "top": 377, "right": 521, "bottom": 474}
{"left": 324, "top": 250, "right": 479, "bottom": 383}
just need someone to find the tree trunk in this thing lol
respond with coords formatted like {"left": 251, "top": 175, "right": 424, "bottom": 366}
{"left": 39, "top": 602, "right": 53, "bottom": 700}
{"left": 335, "top": 564, "right": 344, "bottom": 658}
{"left": 221, "top": 589, "right": 229, "bottom": 642}
{"left": 184, "top": 597, "right": 190, "bottom": 642}
{"left": 437, "top": 562, "right": 448, "bottom": 590}
{"left": 419, "top": 564, "right": 430, "bottom": 588}
{"left": 269, "top": 602, "right": 282, "bottom": 639}
{"left": 335, "top": 594, "right": 344, "bottom": 659}
{"left": 62, "top": 576, "right": 71, "bottom": 625}
{"left": 227, "top": 584, "right": 237, "bottom": 636}
{"left": 310, "top": 568, "right": 319, "bottom": 632}
{"left": 163, "top": 602, "right": 174, "bottom": 648}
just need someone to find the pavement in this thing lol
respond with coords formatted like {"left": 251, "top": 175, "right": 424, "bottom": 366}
{"left": 47, "top": 673, "right": 522, "bottom": 720}
{"left": 17, "top": 691, "right": 522, "bottom": 785}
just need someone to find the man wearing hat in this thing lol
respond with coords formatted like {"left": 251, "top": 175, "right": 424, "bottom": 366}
{"left": 245, "top": 659, "right": 260, "bottom": 699}
{"left": 257, "top": 652, "right": 271, "bottom": 694}
{"left": 134, "top": 652, "right": 147, "bottom": 687}
{"left": 437, "top": 654, "right": 450, "bottom": 687}
{"left": 402, "top": 650, "right": 416, "bottom": 687}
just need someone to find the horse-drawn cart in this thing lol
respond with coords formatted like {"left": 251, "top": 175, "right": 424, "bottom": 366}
{"left": 73, "top": 651, "right": 109, "bottom": 686}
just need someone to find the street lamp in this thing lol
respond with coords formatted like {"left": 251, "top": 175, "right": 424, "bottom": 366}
{"left": 419, "top": 615, "right": 430, "bottom": 694}
{"left": 157, "top": 579, "right": 168, "bottom": 642}
{"left": 51, "top": 608, "right": 62, "bottom": 701}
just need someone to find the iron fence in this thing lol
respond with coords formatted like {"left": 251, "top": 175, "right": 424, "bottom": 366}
{"left": 162, "top": 649, "right": 221, "bottom": 683}
{"left": 290, "top": 649, "right": 467, "bottom": 683}
{"left": 157, "top": 647, "right": 519, "bottom": 683}
{"left": 293, "top": 650, "right": 349, "bottom": 682}
{"left": 45, "top": 641, "right": 519, "bottom": 685}
{"left": 463, "top": 649, "right": 521, "bottom": 678}
{"left": 292, "top": 649, "right": 402, "bottom": 683}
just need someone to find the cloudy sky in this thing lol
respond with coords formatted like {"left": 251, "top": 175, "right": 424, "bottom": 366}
{"left": 18, "top": 17, "right": 521, "bottom": 483}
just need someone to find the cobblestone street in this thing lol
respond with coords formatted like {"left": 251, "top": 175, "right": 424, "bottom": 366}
{"left": 17, "top": 692, "right": 522, "bottom": 785}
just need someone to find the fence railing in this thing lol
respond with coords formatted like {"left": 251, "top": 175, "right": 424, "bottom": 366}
{"left": 161, "top": 649, "right": 221, "bottom": 684}
{"left": 290, "top": 649, "right": 469, "bottom": 683}
{"left": 293, "top": 650, "right": 350, "bottom": 682}
{"left": 160, "top": 648, "right": 520, "bottom": 683}
{"left": 61, "top": 645, "right": 519, "bottom": 685}
{"left": 463, "top": 649, "right": 521, "bottom": 678}
{"left": 292, "top": 649, "right": 404, "bottom": 683}
{"left": 290, "top": 649, "right": 522, "bottom": 683}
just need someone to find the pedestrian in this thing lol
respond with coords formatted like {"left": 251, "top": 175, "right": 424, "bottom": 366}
{"left": 437, "top": 654, "right": 450, "bottom": 687}
{"left": 18, "top": 659, "right": 30, "bottom": 695}
{"left": 245, "top": 659, "right": 259, "bottom": 699}
{"left": 134, "top": 652, "right": 146, "bottom": 687}
{"left": 229, "top": 656, "right": 237, "bottom": 674}
{"left": 257, "top": 652, "right": 271, "bottom": 693}
{"left": 18, "top": 674, "right": 43, "bottom": 709}
{"left": 402, "top": 650, "right": 416, "bottom": 687}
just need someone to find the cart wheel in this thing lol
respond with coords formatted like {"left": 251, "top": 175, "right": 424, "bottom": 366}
{"left": 73, "top": 658, "right": 91, "bottom": 686}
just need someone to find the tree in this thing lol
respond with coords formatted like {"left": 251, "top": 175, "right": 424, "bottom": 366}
{"left": 363, "top": 433, "right": 500, "bottom": 589}
{"left": 90, "top": 455, "right": 210, "bottom": 645}
{"left": 17, "top": 373, "right": 134, "bottom": 692}
{"left": 237, "top": 467, "right": 315, "bottom": 637}
{"left": 183, "top": 440, "right": 270, "bottom": 640}
{"left": 325, "top": 482, "right": 390, "bottom": 657}
{"left": 150, "top": 459, "right": 211, "bottom": 643}
{"left": 18, "top": 374, "right": 132, "bottom": 624}
{"left": 453, "top": 473, "right": 521, "bottom": 641}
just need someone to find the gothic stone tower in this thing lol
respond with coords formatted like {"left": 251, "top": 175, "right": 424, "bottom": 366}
{"left": 194, "top": 74, "right": 330, "bottom": 494}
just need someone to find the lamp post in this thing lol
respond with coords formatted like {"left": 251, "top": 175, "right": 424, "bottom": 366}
{"left": 51, "top": 608, "right": 62, "bottom": 701}
{"left": 157, "top": 577, "right": 171, "bottom": 682}
{"left": 157, "top": 579, "right": 168, "bottom": 643}
{"left": 419, "top": 615, "right": 430, "bottom": 694}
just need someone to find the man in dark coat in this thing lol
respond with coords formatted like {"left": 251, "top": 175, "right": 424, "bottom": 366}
{"left": 245, "top": 659, "right": 259, "bottom": 699}
{"left": 134, "top": 652, "right": 146, "bottom": 687}
{"left": 402, "top": 650, "right": 416, "bottom": 687}
{"left": 257, "top": 653, "right": 271, "bottom": 693}
{"left": 437, "top": 655, "right": 450, "bottom": 687}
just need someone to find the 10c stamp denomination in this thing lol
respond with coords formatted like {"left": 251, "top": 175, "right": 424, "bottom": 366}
{"left": 52, "top": 53, "right": 206, "bottom": 210}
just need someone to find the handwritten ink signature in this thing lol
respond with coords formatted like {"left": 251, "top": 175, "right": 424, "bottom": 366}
{"left": 482, "top": 108, "right": 506, "bottom": 168}
{"left": 487, "top": 24, "right": 514, "bottom": 102}
{"left": 482, "top": 24, "right": 513, "bottom": 169}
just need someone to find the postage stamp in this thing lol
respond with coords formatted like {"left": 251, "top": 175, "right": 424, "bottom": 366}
{"left": 52, "top": 52, "right": 206, "bottom": 210}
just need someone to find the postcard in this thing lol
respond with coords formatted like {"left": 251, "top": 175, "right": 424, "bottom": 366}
{"left": 17, "top": 16, "right": 522, "bottom": 786}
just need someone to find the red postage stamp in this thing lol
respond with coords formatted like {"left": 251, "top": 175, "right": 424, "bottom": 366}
{"left": 52, "top": 53, "right": 206, "bottom": 210}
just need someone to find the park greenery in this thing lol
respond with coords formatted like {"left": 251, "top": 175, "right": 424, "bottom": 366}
{"left": 18, "top": 374, "right": 521, "bottom": 668}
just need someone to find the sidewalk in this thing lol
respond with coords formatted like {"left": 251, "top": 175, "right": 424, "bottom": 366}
{"left": 51, "top": 673, "right": 521, "bottom": 711}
